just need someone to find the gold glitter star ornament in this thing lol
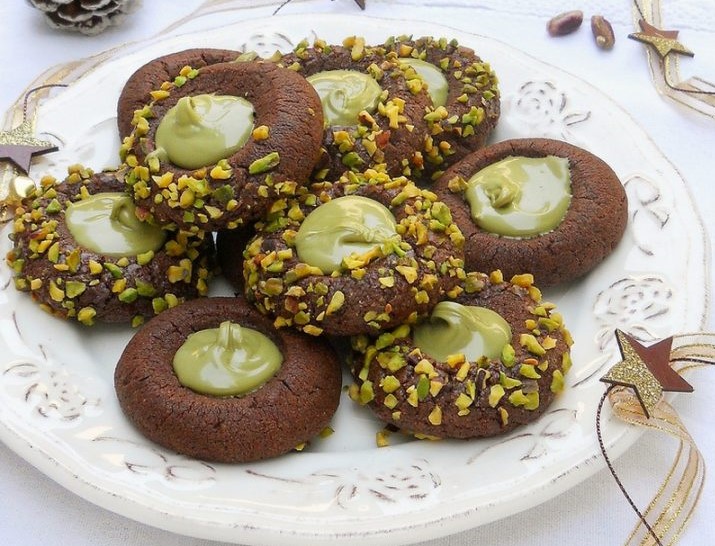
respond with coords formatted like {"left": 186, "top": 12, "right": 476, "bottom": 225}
{"left": 600, "top": 330, "right": 693, "bottom": 418}
{"left": 628, "top": 19, "right": 694, "bottom": 59}
{"left": 0, "top": 119, "right": 57, "bottom": 174}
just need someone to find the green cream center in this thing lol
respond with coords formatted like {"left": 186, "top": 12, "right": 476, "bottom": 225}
{"left": 401, "top": 58, "right": 449, "bottom": 107}
{"left": 155, "top": 94, "right": 254, "bottom": 169}
{"left": 413, "top": 301, "right": 512, "bottom": 362}
{"left": 465, "top": 155, "right": 572, "bottom": 238}
{"left": 173, "top": 321, "right": 283, "bottom": 397}
{"left": 295, "top": 195, "right": 398, "bottom": 274}
{"left": 306, "top": 69, "right": 382, "bottom": 127}
{"left": 65, "top": 192, "right": 166, "bottom": 257}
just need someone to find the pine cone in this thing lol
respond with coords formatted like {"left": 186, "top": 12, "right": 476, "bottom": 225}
{"left": 27, "top": 0, "right": 139, "bottom": 36}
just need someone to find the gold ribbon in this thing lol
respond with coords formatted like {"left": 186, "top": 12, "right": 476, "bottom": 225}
{"left": 606, "top": 333, "right": 714, "bottom": 545}
{"left": 635, "top": 0, "right": 715, "bottom": 118}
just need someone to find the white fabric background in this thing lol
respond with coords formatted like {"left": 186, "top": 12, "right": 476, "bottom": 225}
{"left": 1, "top": 1, "right": 714, "bottom": 545}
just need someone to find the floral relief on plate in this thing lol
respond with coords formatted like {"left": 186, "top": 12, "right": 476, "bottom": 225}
{"left": 92, "top": 435, "right": 217, "bottom": 485}
{"left": 247, "top": 458, "right": 441, "bottom": 510}
{"left": 0, "top": 309, "right": 102, "bottom": 425}
{"left": 502, "top": 80, "right": 591, "bottom": 142}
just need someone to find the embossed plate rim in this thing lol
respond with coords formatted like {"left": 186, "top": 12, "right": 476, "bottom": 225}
{"left": 0, "top": 12, "right": 708, "bottom": 546}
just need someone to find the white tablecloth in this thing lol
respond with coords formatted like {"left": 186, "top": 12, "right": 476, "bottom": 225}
{"left": 1, "top": 1, "right": 713, "bottom": 545}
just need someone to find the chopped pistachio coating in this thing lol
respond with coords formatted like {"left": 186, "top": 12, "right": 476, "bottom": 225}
{"left": 6, "top": 166, "right": 213, "bottom": 326}
{"left": 349, "top": 270, "right": 573, "bottom": 441}
{"left": 243, "top": 168, "right": 465, "bottom": 337}
{"left": 379, "top": 35, "right": 501, "bottom": 179}
{"left": 120, "top": 59, "right": 325, "bottom": 232}
{"left": 279, "top": 37, "right": 433, "bottom": 181}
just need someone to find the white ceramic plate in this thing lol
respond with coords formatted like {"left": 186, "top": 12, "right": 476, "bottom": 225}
{"left": 0, "top": 13, "right": 708, "bottom": 546}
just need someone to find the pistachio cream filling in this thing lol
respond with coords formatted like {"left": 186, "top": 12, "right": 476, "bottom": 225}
{"left": 154, "top": 94, "right": 254, "bottom": 169}
{"left": 295, "top": 195, "right": 398, "bottom": 274}
{"left": 465, "top": 155, "right": 572, "bottom": 237}
{"left": 306, "top": 69, "right": 382, "bottom": 127}
{"left": 173, "top": 321, "right": 283, "bottom": 397}
{"left": 400, "top": 58, "right": 448, "bottom": 107}
{"left": 413, "top": 301, "right": 512, "bottom": 362}
{"left": 65, "top": 192, "right": 166, "bottom": 257}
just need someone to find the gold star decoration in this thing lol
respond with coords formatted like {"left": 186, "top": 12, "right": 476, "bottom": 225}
{"left": 628, "top": 18, "right": 694, "bottom": 59}
{"left": 601, "top": 330, "right": 693, "bottom": 418}
{"left": 0, "top": 119, "right": 57, "bottom": 174}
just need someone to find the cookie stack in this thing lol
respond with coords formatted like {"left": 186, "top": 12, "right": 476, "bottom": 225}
{"left": 6, "top": 35, "right": 628, "bottom": 462}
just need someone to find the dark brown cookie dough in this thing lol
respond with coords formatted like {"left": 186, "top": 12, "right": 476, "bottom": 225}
{"left": 117, "top": 48, "right": 241, "bottom": 138}
{"left": 120, "top": 60, "right": 324, "bottom": 232}
{"left": 6, "top": 165, "right": 213, "bottom": 326}
{"left": 279, "top": 37, "right": 432, "bottom": 181}
{"left": 350, "top": 270, "right": 573, "bottom": 439}
{"left": 433, "top": 138, "right": 628, "bottom": 286}
{"left": 114, "top": 297, "right": 342, "bottom": 463}
{"left": 241, "top": 170, "right": 466, "bottom": 337}
{"left": 379, "top": 35, "right": 501, "bottom": 182}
